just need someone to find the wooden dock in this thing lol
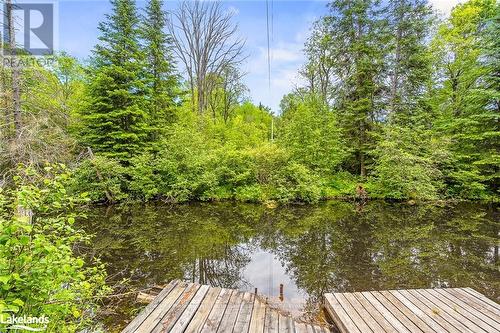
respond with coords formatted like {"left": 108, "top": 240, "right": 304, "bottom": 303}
{"left": 325, "top": 288, "right": 500, "bottom": 333}
{"left": 122, "top": 280, "right": 330, "bottom": 333}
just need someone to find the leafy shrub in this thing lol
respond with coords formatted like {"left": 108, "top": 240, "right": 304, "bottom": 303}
{"left": 234, "top": 184, "right": 263, "bottom": 202}
{"left": 250, "top": 143, "right": 290, "bottom": 186}
{"left": 71, "top": 156, "right": 128, "bottom": 203}
{"left": 0, "top": 165, "right": 108, "bottom": 332}
{"left": 271, "top": 162, "right": 322, "bottom": 203}
{"left": 324, "top": 171, "right": 359, "bottom": 198}
{"left": 372, "top": 126, "right": 445, "bottom": 200}
{"left": 278, "top": 94, "right": 347, "bottom": 173}
{"left": 128, "top": 153, "right": 161, "bottom": 200}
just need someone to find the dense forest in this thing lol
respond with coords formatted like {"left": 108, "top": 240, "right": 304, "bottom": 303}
{"left": 0, "top": 0, "right": 498, "bottom": 330}
{"left": 1, "top": 0, "right": 499, "bottom": 203}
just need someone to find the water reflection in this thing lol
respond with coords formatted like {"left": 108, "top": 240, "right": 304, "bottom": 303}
{"left": 81, "top": 201, "right": 499, "bottom": 330}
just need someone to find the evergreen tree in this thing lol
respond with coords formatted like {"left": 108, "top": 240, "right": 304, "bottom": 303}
{"left": 386, "top": 0, "right": 434, "bottom": 125}
{"left": 325, "top": 0, "right": 386, "bottom": 177}
{"left": 481, "top": 3, "right": 500, "bottom": 195}
{"left": 431, "top": 0, "right": 497, "bottom": 198}
{"left": 141, "top": 0, "right": 178, "bottom": 141}
{"left": 79, "top": 0, "right": 150, "bottom": 163}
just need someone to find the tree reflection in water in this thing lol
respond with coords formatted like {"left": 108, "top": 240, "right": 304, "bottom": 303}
{"left": 81, "top": 201, "right": 499, "bottom": 331}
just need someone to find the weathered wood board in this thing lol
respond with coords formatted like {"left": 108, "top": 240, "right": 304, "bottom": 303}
{"left": 324, "top": 288, "right": 500, "bottom": 333}
{"left": 122, "top": 280, "right": 329, "bottom": 333}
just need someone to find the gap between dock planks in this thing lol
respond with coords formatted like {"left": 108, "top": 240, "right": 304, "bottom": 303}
{"left": 122, "top": 280, "right": 330, "bottom": 333}
{"left": 324, "top": 288, "right": 500, "bottom": 333}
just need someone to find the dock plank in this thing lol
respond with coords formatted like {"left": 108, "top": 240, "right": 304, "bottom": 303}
{"left": 370, "top": 291, "right": 423, "bottom": 333}
{"left": 248, "top": 295, "right": 266, "bottom": 333}
{"left": 184, "top": 287, "right": 222, "bottom": 333}
{"left": 278, "top": 314, "right": 293, "bottom": 333}
{"left": 324, "top": 294, "right": 361, "bottom": 333}
{"left": 325, "top": 288, "right": 500, "bottom": 333}
{"left": 445, "top": 289, "right": 500, "bottom": 324}
{"left": 123, "top": 280, "right": 179, "bottom": 333}
{"left": 343, "top": 293, "right": 384, "bottom": 332}
{"left": 379, "top": 290, "right": 436, "bottom": 333}
{"left": 118, "top": 281, "right": 325, "bottom": 333}
{"left": 264, "top": 308, "right": 279, "bottom": 333}
{"left": 402, "top": 289, "right": 475, "bottom": 333}
{"left": 233, "top": 292, "right": 255, "bottom": 333}
{"left": 436, "top": 289, "right": 500, "bottom": 330}
{"left": 200, "top": 288, "right": 233, "bottom": 333}
{"left": 335, "top": 293, "right": 373, "bottom": 332}
{"left": 464, "top": 288, "right": 500, "bottom": 312}
{"left": 217, "top": 291, "right": 244, "bottom": 332}
{"left": 135, "top": 281, "right": 189, "bottom": 333}
{"left": 388, "top": 290, "right": 447, "bottom": 333}
{"left": 359, "top": 292, "right": 412, "bottom": 333}
{"left": 416, "top": 289, "right": 491, "bottom": 333}
{"left": 170, "top": 285, "right": 210, "bottom": 333}
{"left": 153, "top": 283, "right": 201, "bottom": 332}
{"left": 352, "top": 292, "right": 399, "bottom": 333}
{"left": 294, "top": 322, "right": 309, "bottom": 333}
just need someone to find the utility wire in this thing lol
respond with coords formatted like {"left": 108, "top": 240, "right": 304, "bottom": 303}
{"left": 265, "top": 0, "right": 272, "bottom": 296}
{"left": 265, "top": 0, "right": 271, "bottom": 91}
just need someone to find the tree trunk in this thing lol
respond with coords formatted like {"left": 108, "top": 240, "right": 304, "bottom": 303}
{"left": 391, "top": 3, "right": 403, "bottom": 116}
{"left": 360, "top": 150, "right": 366, "bottom": 178}
{"left": 6, "top": 0, "right": 22, "bottom": 137}
{"left": 360, "top": 120, "right": 367, "bottom": 178}
{"left": 197, "top": 77, "right": 204, "bottom": 114}
{"left": 1, "top": 66, "right": 11, "bottom": 139}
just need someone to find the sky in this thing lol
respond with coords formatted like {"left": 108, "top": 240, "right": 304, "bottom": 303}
{"left": 54, "top": 0, "right": 462, "bottom": 113}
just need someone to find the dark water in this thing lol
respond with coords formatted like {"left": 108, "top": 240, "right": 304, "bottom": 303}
{"left": 80, "top": 201, "right": 499, "bottom": 331}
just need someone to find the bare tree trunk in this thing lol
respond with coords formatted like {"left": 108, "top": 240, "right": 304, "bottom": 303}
{"left": 390, "top": 40, "right": 400, "bottom": 113}
{"left": 6, "top": 0, "right": 21, "bottom": 137}
{"left": 1, "top": 66, "right": 11, "bottom": 139}
{"left": 169, "top": 1, "right": 246, "bottom": 116}
{"left": 197, "top": 77, "right": 204, "bottom": 115}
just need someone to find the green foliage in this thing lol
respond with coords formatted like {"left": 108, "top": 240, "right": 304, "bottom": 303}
{"left": 372, "top": 126, "right": 446, "bottom": 200}
{"left": 324, "top": 0, "right": 387, "bottom": 177}
{"left": 323, "top": 172, "right": 360, "bottom": 198}
{"left": 386, "top": 0, "right": 435, "bottom": 125}
{"left": 79, "top": 0, "right": 151, "bottom": 162}
{"left": 0, "top": 166, "right": 108, "bottom": 332}
{"left": 71, "top": 156, "right": 129, "bottom": 202}
{"left": 4, "top": 0, "right": 499, "bottom": 206}
{"left": 270, "top": 162, "right": 322, "bottom": 203}
{"left": 141, "top": 0, "right": 178, "bottom": 143}
{"left": 279, "top": 94, "right": 347, "bottom": 173}
{"left": 1, "top": 54, "right": 82, "bottom": 173}
{"left": 431, "top": 0, "right": 498, "bottom": 199}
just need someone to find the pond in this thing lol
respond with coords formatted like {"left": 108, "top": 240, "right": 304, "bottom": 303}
{"left": 80, "top": 201, "right": 499, "bottom": 332}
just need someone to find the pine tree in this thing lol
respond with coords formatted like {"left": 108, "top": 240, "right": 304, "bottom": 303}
{"left": 325, "top": 0, "right": 386, "bottom": 177}
{"left": 386, "top": 0, "right": 434, "bottom": 125}
{"left": 79, "top": 0, "right": 150, "bottom": 163}
{"left": 141, "top": 0, "right": 178, "bottom": 141}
